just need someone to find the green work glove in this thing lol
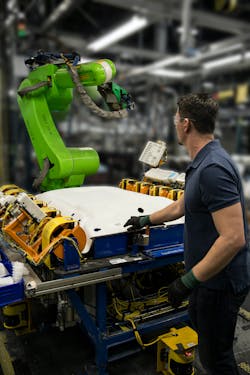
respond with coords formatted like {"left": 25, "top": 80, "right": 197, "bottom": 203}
{"left": 167, "top": 270, "right": 200, "bottom": 308}
{"left": 124, "top": 215, "right": 151, "bottom": 231}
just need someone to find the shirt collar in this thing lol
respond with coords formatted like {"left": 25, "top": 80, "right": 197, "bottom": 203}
{"left": 186, "top": 139, "right": 220, "bottom": 172}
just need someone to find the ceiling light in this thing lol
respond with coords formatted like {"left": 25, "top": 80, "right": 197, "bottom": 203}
{"left": 87, "top": 15, "right": 148, "bottom": 52}
{"left": 149, "top": 69, "right": 188, "bottom": 79}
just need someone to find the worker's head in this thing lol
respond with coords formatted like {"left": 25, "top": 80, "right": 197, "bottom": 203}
{"left": 176, "top": 93, "right": 218, "bottom": 134}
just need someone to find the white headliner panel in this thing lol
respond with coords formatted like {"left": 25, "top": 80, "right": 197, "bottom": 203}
{"left": 37, "top": 186, "right": 184, "bottom": 253}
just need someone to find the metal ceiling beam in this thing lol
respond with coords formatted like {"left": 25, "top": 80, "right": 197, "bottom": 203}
{"left": 180, "top": 0, "right": 193, "bottom": 54}
{"left": 58, "top": 28, "right": 250, "bottom": 63}
{"left": 107, "top": 45, "right": 166, "bottom": 60}
{"left": 40, "top": 0, "right": 84, "bottom": 32}
{"left": 94, "top": 0, "right": 250, "bottom": 34}
{"left": 180, "top": 9, "right": 250, "bottom": 35}
{"left": 141, "top": 55, "right": 250, "bottom": 83}
{"left": 58, "top": 33, "right": 166, "bottom": 60}
{"left": 200, "top": 34, "right": 250, "bottom": 53}
{"left": 94, "top": 0, "right": 177, "bottom": 17}
{"left": 124, "top": 37, "right": 247, "bottom": 79}
{"left": 154, "top": 20, "right": 168, "bottom": 54}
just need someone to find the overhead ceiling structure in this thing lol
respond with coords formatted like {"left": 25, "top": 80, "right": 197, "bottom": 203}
{"left": 1, "top": 0, "right": 250, "bottom": 188}
{"left": 2, "top": 0, "right": 250, "bottom": 84}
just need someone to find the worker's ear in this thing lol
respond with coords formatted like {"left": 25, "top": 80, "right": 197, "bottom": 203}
{"left": 182, "top": 118, "right": 192, "bottom": 133}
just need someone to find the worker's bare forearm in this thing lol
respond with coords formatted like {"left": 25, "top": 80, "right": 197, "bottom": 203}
{"left": 192, "top": 202, "right": 246, "bottom": 282}
{"left": 149, "top": 195, "right": 184, "bottom": 224}
{"left": 193, "top": 234, "right": 245, "bottom": 282}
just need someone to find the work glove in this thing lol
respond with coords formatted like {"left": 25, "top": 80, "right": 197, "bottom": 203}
{"left": 124, "top": 215, "right": 151, "bottom": 231}
{"left": 167, "top": 270, "right": 200, "bottom": 308}
{"left": 167, "top": 278, "right": 192, "bottom": 308}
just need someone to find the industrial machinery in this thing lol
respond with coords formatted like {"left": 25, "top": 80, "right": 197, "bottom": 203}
{"left": 17, "top": 51, "right": 134, "bottom": 192}
{"left": 157, "top": 326, "right": 198, "bottom": 375}
{"left": 0, "top": 185, "right": 189, "bottom": 374}
{"left": 119, "top": 140, "right": 185, "bottom": 200}
{"left": 0, "top": 52, "right": 194, "bottom": 375}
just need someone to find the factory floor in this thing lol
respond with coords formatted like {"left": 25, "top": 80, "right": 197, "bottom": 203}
{"left": 0, "top": 292, "right": 249, "bottom": 375}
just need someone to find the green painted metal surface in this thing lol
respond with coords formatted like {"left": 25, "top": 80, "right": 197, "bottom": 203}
{"left": 17, "top": 61, "right": 118, "bottom": 191}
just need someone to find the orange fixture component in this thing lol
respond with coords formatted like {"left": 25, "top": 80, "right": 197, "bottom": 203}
{"left": 3, "top": 211, "right": 86, "bottom": 267}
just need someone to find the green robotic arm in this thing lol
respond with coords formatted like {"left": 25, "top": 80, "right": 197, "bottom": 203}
{"left": 17, "top": 51, "right": 133, "bottom": 192}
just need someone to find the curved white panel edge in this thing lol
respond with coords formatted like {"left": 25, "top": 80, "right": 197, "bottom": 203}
{"left": 37, "top": 186, "right": 184, "bottom": 254}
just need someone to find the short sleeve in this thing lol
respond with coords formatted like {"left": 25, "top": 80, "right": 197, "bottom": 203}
{"left": 200, "top": 164, "right": 240, "bottom": 212}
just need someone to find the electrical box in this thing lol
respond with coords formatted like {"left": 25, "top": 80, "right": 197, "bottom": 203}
{"left": 139, "top": 141, "right": 166, "bottom": 167}
{"left": 157, "top": 326, "right": 198, "bottom": 375}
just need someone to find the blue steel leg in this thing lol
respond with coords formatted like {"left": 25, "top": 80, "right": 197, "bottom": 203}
{"left": 67, "top": 286, "right": 109, "bottom": 375}
{"left": 95, "top": 282, "right": 108, "bottom": 375}
{"left": 67, "top": 289, "right": 99, "bottom": 343}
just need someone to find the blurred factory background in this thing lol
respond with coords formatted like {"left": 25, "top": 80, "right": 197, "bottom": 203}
{"left": 0, "top": 0, "right": 250, "bottom": 209}
{"left": 0, "top": 2, "right": 250, "bottom": 375}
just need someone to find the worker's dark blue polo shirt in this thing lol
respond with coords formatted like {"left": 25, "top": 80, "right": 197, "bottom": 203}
{"left": 184, "top": 139, "right": 250, "bottom": 292}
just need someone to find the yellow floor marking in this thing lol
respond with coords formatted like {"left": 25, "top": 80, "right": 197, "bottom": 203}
{"left": 239, "top": 308, "right": 250, "bottom": 321}
{"left": 238, "top": 362, "right": 250, "bottom": 373}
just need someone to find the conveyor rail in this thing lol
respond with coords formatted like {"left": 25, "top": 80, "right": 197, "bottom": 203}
{"left": 24, "top": 267, "right": 122, "bottom": 297}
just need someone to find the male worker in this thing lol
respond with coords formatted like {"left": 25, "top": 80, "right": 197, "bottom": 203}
{"left": 124, "top": 93, "right": 250, "bottom": 375}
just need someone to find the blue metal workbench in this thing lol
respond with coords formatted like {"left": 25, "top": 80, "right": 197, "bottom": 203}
{"left": 64, "top": 224, "right": 188, "bottom": 375}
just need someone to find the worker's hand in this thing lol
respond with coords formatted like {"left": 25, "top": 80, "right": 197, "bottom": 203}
{"left": 124, "top": 215, "right": 151, "bottom": 231}
{"left": 167, "top": 277, "right": 192, "bottom": 308}
{"left": 167, "top": 270, "right": 200, "bottom": 308}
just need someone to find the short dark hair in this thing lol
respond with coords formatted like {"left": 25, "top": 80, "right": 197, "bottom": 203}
{"left": 177, "top": 93, "right": 218, "bottom": 134}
